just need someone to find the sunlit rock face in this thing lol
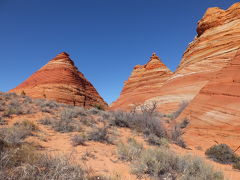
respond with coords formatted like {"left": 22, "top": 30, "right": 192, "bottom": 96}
{"left": 137, "top": 2, "right": 240, "bottom": 112}
{"left": 10, "top": 52, "right": 108, "bottom": 109}
{"left": 177, "top": 50, "right": 240, "bottom": 150}
{"left": 111, "top": 53, "right": 173, "bottom": 110}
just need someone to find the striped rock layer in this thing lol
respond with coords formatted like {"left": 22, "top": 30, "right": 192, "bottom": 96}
{"left": 10, "top": 52, "right": 108, "bottom": 109}
{"left": 112, "top": 2, "right": 240, "bottom": 112}
{"left": 111, "top": 53, "right": 173, "bottom": 110}
{"left": 177, "top": 50, "right": 240, "bottom": 150}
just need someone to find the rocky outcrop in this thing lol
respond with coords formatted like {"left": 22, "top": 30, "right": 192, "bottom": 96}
{"left": 137, "top": 2, "right": 240, "bottom": 112}
{"left": 177, "top": 50, "right": 240, "bottom": 150}
{"left": 111, "top": 53, "right": 173, "bottom": 110}
{"left": 10, "top": 52, "right": 108, "bottom": 109}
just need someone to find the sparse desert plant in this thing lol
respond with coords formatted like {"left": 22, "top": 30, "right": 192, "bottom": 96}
{"left": 165, "top": 101, "right": 189, "bottom": 120}
{"left": 71, "top": 133, "right": 87, "bottom": 146}
{"left": 131, "top": 147, "right": 224, "bottom": 180}
{"left": 117, "top": 138, "right": 143, "bottom": 161}
{"left": 80, "top": 116, "right": 96, "bottom": 127}
{"left": 108, "top": 110, "right": 130, "bottom": 128}
{"left": 40, "top": 110, "right": 82, "bottom": 133}
{"left": 0, "top": 125, "right": 33, "bottom": 146}
{"left": 0, "top": 144, "right": 90, "bottom": 180}
{"left": 146, "top": 134, "right": 169, "bottom": 147}
{"left": 87, "top": 108, "right": 104, "bottom": 115}
{"left": 0, "top": 117, "right": 7, "bottom": 125}
{"left": 205, "top": 144, "right": 239, "bottom": 164}
{"left": 88, "top": 125, "right": 112, "bottom": 143}
{"left": 179, "top": 118, "right": 189, "bottom": 129}
{"left": 233, "top": 160, "right": 240, "bottom": 170}
{"left": 14, "top": 120, "right": 39, "bottom": 132}
{"left": 3, "top": 100, "right": 24, "bottom": 117}
{"left": 93, "top": 104, "right": 105, "bottom": 111}
{"left": 171, "top": 120, "right": 188, "bottom": 148}
{"left": 39, "top": 117, "right": 53, "bottom": 125}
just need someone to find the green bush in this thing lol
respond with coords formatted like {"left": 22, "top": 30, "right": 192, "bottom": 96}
{"left": 205, "top": 144, "right": 239, "bottom": 164}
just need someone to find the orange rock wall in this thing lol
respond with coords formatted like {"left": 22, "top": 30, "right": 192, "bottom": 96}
{"left": 177, "top": 50, "right": 240, "bottom": 150}
{"left": 112, "top": 3, "right": 240, "bottom": 112}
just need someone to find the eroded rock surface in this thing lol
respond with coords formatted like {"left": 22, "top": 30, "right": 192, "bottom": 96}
{"left": 10, "top": 52, "right": 108, "bottom": 109}
{"left": 111, "top": 53, "right": 173, "bottom": 110}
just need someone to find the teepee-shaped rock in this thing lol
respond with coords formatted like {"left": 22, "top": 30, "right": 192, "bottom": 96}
{"left": 111, "top": 53, "right": 173, "bottom": 110}
{"left": 10, "top": 52, "right": 108, "bottom": 109}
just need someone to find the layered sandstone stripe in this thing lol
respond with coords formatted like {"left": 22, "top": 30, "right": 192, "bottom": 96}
{"left": 111, "top": 53, "right": 173, "bottom": 110}
{"left": 177, "top": 50, "right": 240, "bottom": 150}
{"left": 142, "top": 2, "right": 240, "bottom": 112}
{"left": 10, "top": 52, "right": 108, "bottom": 109}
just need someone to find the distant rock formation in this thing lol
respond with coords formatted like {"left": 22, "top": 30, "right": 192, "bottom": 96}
{"left": 115, "top": 2, "right": 240, "bottom": 112}
{"left": 111, "top": 53, "right": 173, "bottom": 110}
{"left": 10, "top": 52, "right": 108, "bottom": 109}
{"left": 177, "top": 49, "right": 240, "bottom": 150}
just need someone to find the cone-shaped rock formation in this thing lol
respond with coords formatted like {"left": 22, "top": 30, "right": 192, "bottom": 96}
{"left": 111, "top": 53, "right": 173, "bottom": 110}
{"left": 10, "top": 52, "right": 108, "bottom": 109}
{"left": 118, "top": 2, "right": 240, "bottom": 112}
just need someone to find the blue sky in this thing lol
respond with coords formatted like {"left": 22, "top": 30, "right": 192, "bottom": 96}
{"left": 0, "top": 0, "right": 237, "bottom": 104}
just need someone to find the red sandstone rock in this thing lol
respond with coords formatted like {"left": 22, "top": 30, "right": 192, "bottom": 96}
{"left": 111, "top": 53, "right": 173, "bottom": 110}
{"left": 177, "top": 50, "right": 240, "bottom": 150}
{"left": 10, "top": 52, "right": 108, "bottom": 109}
{"left": 112, "top": 2, "right": 240, "bottom": 112}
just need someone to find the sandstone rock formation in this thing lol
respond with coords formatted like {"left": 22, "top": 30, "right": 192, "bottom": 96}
{"left": 10, "top": 52, "right": 108, "bottom": 109}
{"left": 111, "top": 53, "right": 173, "bottom": 110}
{"left": 177, "top": 49, "right": 240, "bottom": 150}
{"left": 112, "top": 2, "right": 240, "bottom": 112}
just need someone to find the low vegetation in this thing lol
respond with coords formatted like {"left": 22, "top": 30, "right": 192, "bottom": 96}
{"left": 117, "top": 138, "right": 144, "bottom": 161}
{"left": 205, "top": 144, "right": 240, "bottom": 170}
{"left": 71, "top": 133, "right": 87, "bottom": 146}
{"left": 117, "top": 139, "right": 224, "bottom": 180}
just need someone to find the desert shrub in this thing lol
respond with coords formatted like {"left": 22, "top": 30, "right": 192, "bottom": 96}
{"left": 108, "top": 111, "right": 130, "bottom": 128}
{"left": 139, "top": 101, "right": 158, "bottom": 116}
{"left": 205, "top": 144, "right": 239, "bottom": 164}
{"left": 87, "top": 108, "right": 102, "bottom": 115}
{"left": 14, "top": 120, "right": 39, "bottom": 132}
{"left": 117, "top": 138, "right": 144, "bottom": 161}
{"left": 88, "top": 125, "right": 112, "bottom": 143}
{"left": 72, "top": 107, "right": 88, "bottom": 117}
{"left": 4, "top": 100, "right": 24, "bottom": 117}
{"left": 233, "top": 160, "right": 240, "bottom": 170}
{"left": 80, "top": 116, "right": 96, "bottom": 127}
{"left": 0, "top": 125, "right": 33, "bottom": 146}
{"left": 39, "top": 117, "right": 53, "bottom": 125}
{"left": 0, "top": 117, "right": 7, "bottom": 125}
{"left": 2, "top": 93, "right": 18, "bottom": 100}
{"left": 93, "top": 104, "right": 105, "bottom": 111}
{"left": 41, "top": 109, "right": 82, "bottom": 133}
{"left": 34, "top": 99, "right": 59, "bottom": 113}
{"left": 146, "top": 134, "right": 169, "bottom": 147}
{"left": 171, "top": 121, "right": 187, "bottom": 148}
{"left": 179, "top": 118, "right": 189, "bottom": 129}
{"left": 0, "top": 144, "right": 90, "bottom": 180}
{"left": 109, "top": 110, "right": 166, "bottom": 140}
{"left": 71, "top": 133, "right": 87, "bottom": 146}
{"left": 0, "top": 101, "right": 6, "bottom": 112}
{"left": 165, "top": 101, "right": 189, "bottom": 120}
{"left": 131, "top": 148, "right": 224, "bottom": 180}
